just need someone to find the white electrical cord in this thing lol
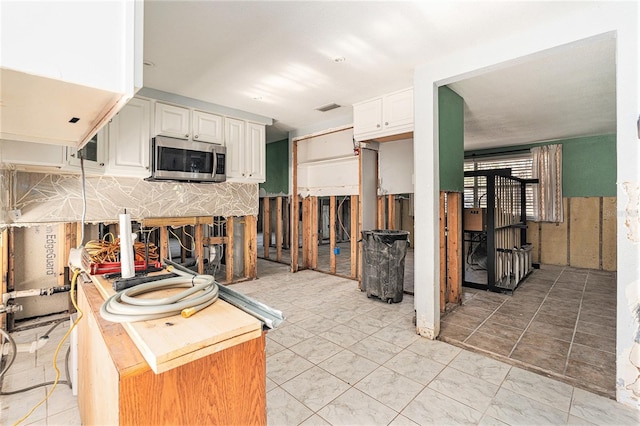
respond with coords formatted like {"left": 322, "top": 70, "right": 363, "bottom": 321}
{"left": 100, "top": 267, "right": 219, "bottom": 323}
{"left": 79, "top": 154, "right": 87, "bottom": 246}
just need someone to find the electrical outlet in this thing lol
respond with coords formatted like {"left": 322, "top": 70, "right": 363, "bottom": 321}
{"left": 9, "top": 209, "right": 21, "bottom": 221}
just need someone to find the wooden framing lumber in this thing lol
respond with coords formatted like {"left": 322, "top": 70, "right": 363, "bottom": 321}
{"left": 178, "top": 227, "right": 185, "bottom": 263}
{"left": 283, "top": 197, "right": 290, "bottom": 250}
{"left": 7, "top": 228, "right": 15, "bottom": 331}
{"left": 63, "top": 223, "right": 78, "bottom": 285}
{"left": 330, "top": 196, "right": 336, "bottom": 274}
{"left": 142, "top": 216, "right": 215, "bottom": 227}
{"left": 350, "top": 195, "right": 358, "bottom": 279}
{"left": 204, "top": 236, "right": 228, "bottom": 245}
{"left": 377, "top": 196, "right": 385, "bottom": 229}
{"left": 0, "top": 229, "right": 7, "bottom": 329}
{"left": 301, "top": 197, "right": 310, "bottom": 268}
{"left": 291, "top": 139, "right": 299, "bottom": 272}
{"left": 276, "top": 197, "right": 283, "bottom": 262}
{"left": 439, "top": 192, "right": 446, "bottom": 313}
{"left": 387, "top": 195, "right": 396, "bottom": 230}
{"left": 195, "top": 224, "right": 204, "bottom": 274}
{"left": 226, "top": 217, "right": 234, "bottom": 283}
{"left": 244, "top": 215, "right": 257, "bottom": 279}
{"left": 159, "top": 226, "right": 169, "bottom": 261}
{"left": 446, "top": 192, "right": 462, "bottom": 305}
{"left": 263, "top": 198, "right": 270, "bottom": 259}
{"left": 311, "top": 196, "right": 319, "bottom": 270}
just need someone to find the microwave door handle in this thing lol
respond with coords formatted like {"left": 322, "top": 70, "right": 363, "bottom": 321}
{"left": 212, "top": 148, "right": 217, "bottom": 179}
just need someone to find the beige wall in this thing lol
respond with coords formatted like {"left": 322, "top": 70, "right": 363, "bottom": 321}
{"left": 528, "top": 197, "right": 616, "bottom": 271}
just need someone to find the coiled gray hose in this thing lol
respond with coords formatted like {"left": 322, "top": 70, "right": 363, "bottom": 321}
{"left": 100, "top": 267, "right": 219, "bottom": 323}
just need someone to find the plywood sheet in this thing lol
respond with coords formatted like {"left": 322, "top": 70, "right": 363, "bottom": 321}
{"left": 569, "top": 197, "right": 600, "bottom": 269}
{"left": 91, "top": 274, "right": 262, "bottom": 374}
{"left": 540, "top": 198, "right": 568, "bottom": 266}
{"left": 602, "top": 197, "right": 617, "bottom": 271}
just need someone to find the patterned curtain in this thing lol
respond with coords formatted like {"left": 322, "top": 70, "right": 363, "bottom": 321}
{"left": 531, "top": 144, "right": 563, "bottom": 222}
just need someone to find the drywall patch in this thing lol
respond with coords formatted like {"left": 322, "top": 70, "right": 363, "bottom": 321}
{"left": 623, "top": 182, "right": 640, "bottom": 243}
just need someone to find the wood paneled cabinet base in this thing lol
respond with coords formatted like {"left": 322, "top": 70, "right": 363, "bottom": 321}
{"left": 78, "top": 282, "right": 266, "bottom": 425}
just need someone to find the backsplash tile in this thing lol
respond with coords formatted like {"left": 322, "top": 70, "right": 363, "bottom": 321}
{"left": 2, "top": 171, "right": 258, "bottom": 225}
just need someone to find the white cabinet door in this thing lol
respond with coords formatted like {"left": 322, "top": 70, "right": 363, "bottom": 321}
{"left": 155, "top": 103, "right": 190, "bottom": 139}
{"left": 353, "top": 98, "right": 383, "bottom": 137}
{"left": 1, "top": 1, "right": 142, "bottom": 147}
{"left": 225, "top": 118, "right": 245, "bottom": 179}
{"left": 107, "top": 98, "right": 151, "bottom": 177}
{"left": 67, "top": 128, "right": 107, "bottom": 173}
{"left": 192, "top": 111, "right": 223, "bottom": 144}
{"left": 383, "top": 88, "right": 413, "bottom": 130}
{"left": 353, "top": 88, "right": 413, "bottom": 141}
{"left": 0, "top": 140, "right": 66, "bottom": 168}
{"left": 245, "top": 122, "right": 266, "bottom": 182}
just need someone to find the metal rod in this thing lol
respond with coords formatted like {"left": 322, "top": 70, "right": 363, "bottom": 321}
{"left": 217, "top": 285, "right": 285, "bottom": 330}
{"left": 163, "top": 258, "right": 285, "bottom": 329}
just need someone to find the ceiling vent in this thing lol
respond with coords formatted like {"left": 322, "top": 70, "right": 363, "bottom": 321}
{"left": 315, "top": 103, "right": 341, "bottom": 112}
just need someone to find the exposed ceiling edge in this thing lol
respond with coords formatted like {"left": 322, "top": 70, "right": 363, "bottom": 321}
{"left": 137, "top": 87, "right": 273, "bottom": 125}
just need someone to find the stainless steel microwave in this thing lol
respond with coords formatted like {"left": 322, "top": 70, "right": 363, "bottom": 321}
{"left": 149, "top": 136, "right": 226, "bottom": 183}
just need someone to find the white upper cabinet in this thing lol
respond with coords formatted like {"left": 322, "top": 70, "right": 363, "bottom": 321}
{"left": 225, "top": 118, "right": 246, "bottom": 179}
{"left": 192, "top": 111, "right": 223, "bottom": 144}
{"left": 353, "top": 98, "right": 384, "bottom": 135}
{"left": 0, "top": 0, "right": 143, "bottom": 148}
{"left": 353, "top": 87, "right": 414, "bottom": 141}
{"left": 155, "top": 103, "right": 191, "bottom": 140}
{"left": 245, "top": 122, "right": 266, "bottom": 182}
{"left": 155, "top": 103, "right": 224, "bottom": 144}
{"left": 0, "top": 140, "right": 66, "bottom": 169}
{"left": 107, "top": 98, "right": 151, "bottom": 177}
{"left": 66, "top": 129, "right": 107, "bottom": 173}
{"left": 383, "top": 89, "right": 414, "bottom": 130}
{"left": 225, "top": 119, "right": 266, "bottom": 183}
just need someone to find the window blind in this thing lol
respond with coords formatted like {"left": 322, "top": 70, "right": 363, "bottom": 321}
{"left": 464, "top": 153, "right": 535, "bottom": 219}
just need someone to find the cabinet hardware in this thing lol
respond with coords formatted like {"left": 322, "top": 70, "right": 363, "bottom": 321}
{"left": 194, "top": 135, "right": 199, "bottom": 139}
{"left": 376, "top": 124, "right": 380, "bottom": 128}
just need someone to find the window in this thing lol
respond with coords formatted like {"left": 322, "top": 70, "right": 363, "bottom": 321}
{"left": 464, "top": 152, "right": 535, "bottom": 220}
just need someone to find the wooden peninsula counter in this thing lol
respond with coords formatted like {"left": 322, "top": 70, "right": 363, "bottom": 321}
{"left": 77, "top": 273, "right": 266, "bottom": 425}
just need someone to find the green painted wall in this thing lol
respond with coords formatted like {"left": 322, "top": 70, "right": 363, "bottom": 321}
{"left": 438, "top": 86, "right": 464, "bottom": 192}
{"left": 561, "top": 134, "right": 616, "bottom": 197}
{"left": 259, "top": 138, "right": 289, "bottom": 195}
{"left": 465, "top": 134, "right": 616, "bottom": 197}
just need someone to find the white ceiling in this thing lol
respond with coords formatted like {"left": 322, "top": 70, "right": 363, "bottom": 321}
{"left": 143, "top": 1, "right": 616, "bottom": 148}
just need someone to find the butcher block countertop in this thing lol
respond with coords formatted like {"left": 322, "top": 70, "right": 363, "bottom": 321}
{"left": 83, "top": 272, "right": 262, "bottom": 374}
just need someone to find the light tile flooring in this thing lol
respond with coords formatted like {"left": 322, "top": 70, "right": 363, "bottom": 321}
{"left": 1, "top": 260, "right": 638, "bottom": 425}
{"left": 0, "top": 319, "right": 80, "bottom": 425}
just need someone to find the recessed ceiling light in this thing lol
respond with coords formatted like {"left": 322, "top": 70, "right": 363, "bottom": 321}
{"left": 332, "top": 56, "right": 346, "bottom": 63}
{"left": 143, "top": 60, "right": 155, "bottom": 67}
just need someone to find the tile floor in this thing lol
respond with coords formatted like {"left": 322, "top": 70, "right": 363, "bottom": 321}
{"left": 440, "top": 265, "right": 617, "bottom": 399}
{"left": 1, "top": 260, "right": 637, "bottom": 425}
{"left": 0, "top": 319, "right": 81, "bottom": 425}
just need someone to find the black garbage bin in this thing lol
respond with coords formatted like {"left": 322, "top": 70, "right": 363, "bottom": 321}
{"left": 361, "top": 229, "right": 410, "bottom": 303}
